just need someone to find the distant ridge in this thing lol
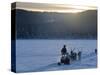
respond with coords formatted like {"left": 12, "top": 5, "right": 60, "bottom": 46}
{"left": 12, "top": 9, "right": 97, "bottom": 39}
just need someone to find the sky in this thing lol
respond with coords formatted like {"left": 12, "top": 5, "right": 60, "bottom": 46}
{"left": 12, "top": 2, "right": 97, "bottom": 13}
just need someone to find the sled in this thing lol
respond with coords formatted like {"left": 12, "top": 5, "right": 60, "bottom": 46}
{"left": 58, "top": 55, "right": 70, "bottom": 65}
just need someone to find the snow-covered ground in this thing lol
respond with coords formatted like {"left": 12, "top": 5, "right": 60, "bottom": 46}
{"left": 16, "top": 40, "right": 97, "bottom": 72}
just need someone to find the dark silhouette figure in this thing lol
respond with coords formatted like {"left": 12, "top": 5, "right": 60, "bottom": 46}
{"left": 70, "top": 51, "right": 77, "bottom": 61}
{"left": 60, "top": 55, "right": 70, "bottom": 65}
{"left": 60, "top": 45, "right": 70, "bottom": 65}
{"left": 73, "top": 52, "right": 77, "bottom": 60}
{"left": 78, "top": 51, "right": 82, "bottom": 60}
{"left": 61, "top": 45, "right": 67, "bottom": 56}
{"left": 95, "top": 49, "right": 97, "bottom": 54}
{"left": 61, "top": 56, "right": 66, "bottom": 63}
{"left": 70, "top": 50, "right": 74, "bottom": 60}
{"left": 64, "top": 56, "right": 70, "bottom": 64}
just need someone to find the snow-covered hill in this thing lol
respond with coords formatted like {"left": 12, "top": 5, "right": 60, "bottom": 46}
{"left": 16, "top": 40, "right": 97, "bottom": 72}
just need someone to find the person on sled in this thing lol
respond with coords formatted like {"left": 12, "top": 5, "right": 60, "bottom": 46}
{"left": 61, "top": 45, "right": 67, "bottom": 57}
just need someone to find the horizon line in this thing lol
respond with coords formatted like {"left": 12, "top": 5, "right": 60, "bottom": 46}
{"left": 11, "top": 2, "right": 97, "bottom": 13}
